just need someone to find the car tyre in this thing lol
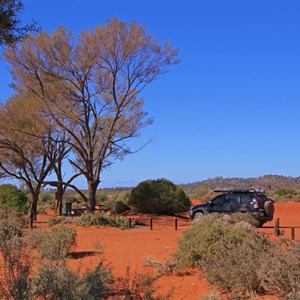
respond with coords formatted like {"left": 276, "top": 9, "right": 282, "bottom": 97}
{"left": 192, "top": 211, "right": 204, "bottom": 222}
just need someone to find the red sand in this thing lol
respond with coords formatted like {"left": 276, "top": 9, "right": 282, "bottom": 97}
{"left": 35, "top": 202, "right": 300, "bottom": 299}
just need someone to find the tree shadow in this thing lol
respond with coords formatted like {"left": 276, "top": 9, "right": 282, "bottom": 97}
{"left": 68, "top": 251, "right": 100, "bottom": 259}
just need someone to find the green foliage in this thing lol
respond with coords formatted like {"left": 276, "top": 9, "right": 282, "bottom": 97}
{"left": 259, "top": 239, "right": 300, "bottom": 300}
{"left": 128, "top": 178, "right": 190, "bottom": 214}
{"left": 0, "top": 209, "right": 32, "bottom": 300}
{"left": 32, "top": 260, "right": 114, "bottom": 300}
{"left": 47, "top": 215, "right": 71, "bottom": 227}
{"left": 172, "top": 214, "right": 272, "bottom": 295}
{"left": 274, "top": 188, "right": 297, "bottom": 197}
{"left": 32, "top": 262, "right": 79, "bottom": 300}
{"left": 75, "top": 213, "right": 132, "bottom": 229}
{"left": 110, "top": 200, "right": 130, "bottom": 214}
{"left": 95, "top": 190, "right": 108, "bottom": 205}
{"left": 37, "top": 225, "right": 77, "bottom": 260}
{"left": 0, "top": 0, "right": 40, "bottom": 46}
{"left": 192, "top": 186, "right": 209, "bottom": 199}
{"left": 39, "top": 191, "right": 55, "bottom": 203}
{"left": 0, "top": 208, "right": 26, "bottom": 240}
{"left": 0, "top": 184, "right": 28, "bottom": 213}
{"left": 227, "top": 212, "right": 261, "bottom": 227}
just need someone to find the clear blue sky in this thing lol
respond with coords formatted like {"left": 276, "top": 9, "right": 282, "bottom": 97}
{"left": 1, "top": 0, "right": 300, "bottom": 188}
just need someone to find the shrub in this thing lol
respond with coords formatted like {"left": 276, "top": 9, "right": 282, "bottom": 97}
{"left": 32, "top": 260, "right": 114, "bottom": 300}
{"left": 226, "top": 212, "right": 261, "bottom": 227}
{"left": 0, "top": 184, "right": 28, "bottom": 213}
{"left": 128, "top": 178, "right": 190, "bottom": 214}
{"left": 114, "top": 267, "right": 171, "bottom": 300}
{"left": 74, "top": 213, "right": 132, "bottom": 229}
{"left": 95, "top": 190, "right": 108, "bottom": 205}
{"left": 0, "top": 208, "right": 26, "bottom": 240}
{"left": 172, "top": 214, "right": 272, "bottom": 295}
{"left": 0, "top": 209, "right": 32, "bottom": 300}
{"left": 110, "top": 200, "right": 130, "bottom": 214}
{"left": 259, "top": 239, "right": 300, "bottom": 300}
{"left": 47, "top": 215, "right": 71, "bottom": 227}
{"left": 37, "top": 225, "right": 77, "bottom": 260}
{"left": 0, "top": 236, "right": 33, "bottom": 300}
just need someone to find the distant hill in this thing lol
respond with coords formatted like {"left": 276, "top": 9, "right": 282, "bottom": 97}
{"left": 181, "top": 175, "right": 300, "bottom": 194}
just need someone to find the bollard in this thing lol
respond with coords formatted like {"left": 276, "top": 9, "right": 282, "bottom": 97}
{"left": 174, "top": 217, "right": 178, "bottom": 230}
{"left": 128, "top": 218, "right": 132, "bottom": 228}
{"left": 274, "top": 218, "right": 280, "bottom": 236}
{"left": 150, "top": 218, "right": 153, "bottom": 230}
{"left": 291, "top": 227, "right": 295, "bottom": 240}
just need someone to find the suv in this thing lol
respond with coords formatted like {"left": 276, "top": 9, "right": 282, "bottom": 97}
{"left": 189, "top": 189, "right": 274, "bottom": 227}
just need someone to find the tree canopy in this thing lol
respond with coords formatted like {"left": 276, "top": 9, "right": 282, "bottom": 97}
{"left": 5, "top": 18, "right": 179, "bottom": 211}
{"left": 0, "top": 0, "right": 39, "bottom": 46}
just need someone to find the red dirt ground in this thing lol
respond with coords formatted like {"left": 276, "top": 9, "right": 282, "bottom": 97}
{"left": 35, "top": 202, "right": 300, "bottom": 299}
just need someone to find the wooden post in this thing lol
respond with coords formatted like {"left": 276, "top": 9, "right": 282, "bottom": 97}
{"left": 128, "top": 218, "right": 132, "bottom": 228}
{"left": 29, "top": 218, "right": 33, "bottom": 229}
{"left": 174, "top": 217, "right": 178, "bottom": 230}
{"left": 274, "top": 218, "right": 280, "bottom": 236}
{"left": 291, "top": 227, "right": 295, "bottom": 240}
{"left": 150, "top": 218, "right": 153, "bottom": 230}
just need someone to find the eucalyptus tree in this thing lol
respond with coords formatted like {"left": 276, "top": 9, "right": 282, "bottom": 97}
{"left": 5, "top": 18, "right": 179, "bottom": 211}
{"left": 0, "top": 95, "right": 53, "bottom": 218}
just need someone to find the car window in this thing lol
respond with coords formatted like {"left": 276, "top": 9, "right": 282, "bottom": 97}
{"left": 240, "top": 194, "right": 253, "bottom": 204}
{"left": 211, "top": 195, "right": 227, "bottom": 205}
{"left": 227, "top": 194, "right": 239, "bottom": 204}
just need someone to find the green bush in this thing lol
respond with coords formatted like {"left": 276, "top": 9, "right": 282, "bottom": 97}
{"left": 226, "top": 212, "right": 261, "bottom": 227}
{"left": 37, "top": 225, "right": 77, "bottom": 260}
{"left": 0, "top": 184, "right": 28, "bottom": 213}
{"left": 0, "top": 208, "right": 26, "bottom": 240}
{"left": 110, "top": 200, "right": 130, "bottom": 214}
{"left": 128, "top": 178, "right": 190, "bottom": 214}
{"left": 47, "top": 215, "right": 71, "bottom": 227}
{"left": 172, "top": 214, "right": 272, "bottom": 295}
{"left": 75, "top": 213, "right": 132, "bottom": 229}
{"left": 259, "top": 239, "right": 300, "bottom": 300}
{"left": 95, "top": 190, "right": 108, "bottom": 205}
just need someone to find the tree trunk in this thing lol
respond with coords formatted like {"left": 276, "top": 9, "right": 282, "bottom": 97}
{"left": 87, "top": 181, "right": 99, "bottom": 212}
{"left": 54, "top": 189, "right": 64, "bottom": 215}
{"left": 29, "top": 194, "right": 38, "bottom": 221}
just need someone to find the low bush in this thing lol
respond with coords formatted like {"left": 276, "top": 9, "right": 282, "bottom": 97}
{"left": 172, "top": 214, "right": 272, "bottom": 296}
{"left": 259, "top": 239, "right": 300, "bottom": 300}
{"left": 226, "top": 212, "right": 261, "bottom": 227}
{"left": 32, "top": 260, "right": 114, "bottom": 299}
{"left": 128, "top": 178, "right": 190, "bottom": 214}
{"left": 0, "top": 209, "right": 32, "bottom": 300}
{"left": 75, "top": 213, "right": 132, "bottom": 229}
{"left": 47, "top": 215, "right": 71, "bottom": 227}
{"left": 0, "top": 184, "right": 28, "bottom": 213}
{"left": 37, "top": 225, "right": 77, "bottom": 260}
{"left": 0, "top": 208, "right": 26, "bottom": 240}
{"left": 110, "top": 200, "right": 130, "bottom": 214}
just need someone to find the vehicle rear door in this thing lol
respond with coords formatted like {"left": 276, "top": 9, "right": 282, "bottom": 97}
{"left": 238, "top": 193, "right": 254, "bottom": 212}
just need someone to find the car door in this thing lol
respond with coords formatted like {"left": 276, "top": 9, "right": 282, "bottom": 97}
{"left": 226, "top": 194, "right": 240, "bottom": 213}
{"left": 208, "top": 194, "right": 228, "bottom": 213}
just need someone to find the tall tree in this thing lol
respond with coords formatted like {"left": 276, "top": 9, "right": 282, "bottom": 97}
{"left": 5, "top": 18, "right": 179, "bottom": 211}
{"left": 0, "top": 95, "right": 53, "bottom": 218}
{"left": 0, "top": 0, "right": 39, "bottom": 46}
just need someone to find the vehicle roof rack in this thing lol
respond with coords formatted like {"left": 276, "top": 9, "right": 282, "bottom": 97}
{"left": 214, "top": 188, "right": 264, "bottom": 193}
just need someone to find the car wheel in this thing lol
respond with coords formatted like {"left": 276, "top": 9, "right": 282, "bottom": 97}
{"left": 192, "top": 212, "right": 204, "bottom": 222}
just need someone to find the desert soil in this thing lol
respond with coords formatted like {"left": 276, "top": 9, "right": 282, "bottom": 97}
{"left": 35, "top": 202, "right": 300, "bottom": 300}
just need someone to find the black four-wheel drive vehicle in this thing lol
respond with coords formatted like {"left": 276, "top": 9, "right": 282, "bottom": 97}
{"left": 189, "top": 189, "right": 274, "bottom": 227}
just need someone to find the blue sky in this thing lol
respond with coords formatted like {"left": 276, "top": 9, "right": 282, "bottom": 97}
{"left": 1, "top": 0, "right": 300, "bottom": 188}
